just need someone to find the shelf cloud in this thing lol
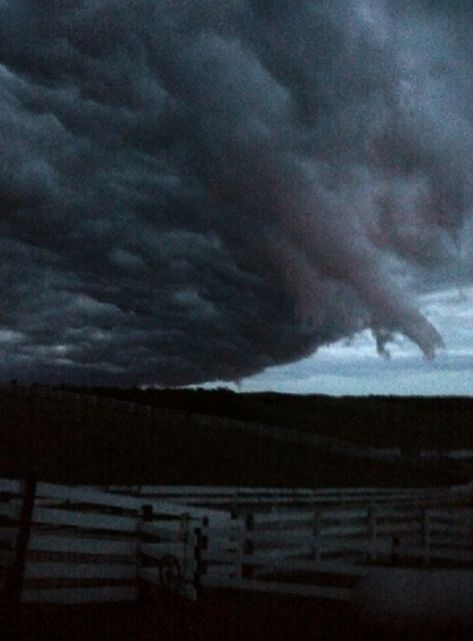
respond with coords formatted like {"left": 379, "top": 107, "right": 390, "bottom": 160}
{"left": 1, "top": 1, "right": 472, "bottom": 386}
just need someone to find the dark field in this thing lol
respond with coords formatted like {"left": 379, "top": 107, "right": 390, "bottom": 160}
{"left": 75, "top": 386, "right": 473, "bottom": 452}
{"left": 0, "top": 590, "right": 399, "bottom": 641}
{"left": 6, "top": 592, "right": 354, "bottom": 641}
{"left": 1, "top": 386, "right": 468, "bottom": 486}
{"left": 7, "top": 588, "right": 471, "bottom": 641}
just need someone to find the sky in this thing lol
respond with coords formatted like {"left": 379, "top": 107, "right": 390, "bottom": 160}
{"left": 0, "top": 1, "right": 472, "bottom": 395}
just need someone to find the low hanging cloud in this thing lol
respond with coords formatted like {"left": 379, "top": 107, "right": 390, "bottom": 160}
{"left": 1, "top": 0, "right": 472, "bottom": 386}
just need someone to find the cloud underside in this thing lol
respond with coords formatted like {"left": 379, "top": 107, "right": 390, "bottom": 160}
{"left": 1, "top": 1, "right": 473, "bottom": 386}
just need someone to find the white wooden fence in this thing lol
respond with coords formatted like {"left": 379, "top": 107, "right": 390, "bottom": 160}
{"left": 99, "top": 483, "right": 460, "bottom": 509}
{"left": 0, "top": 478, "right": 228, "bottom": 605}
{"left": 1, "top": 478, "right": 471, "bottom": 606}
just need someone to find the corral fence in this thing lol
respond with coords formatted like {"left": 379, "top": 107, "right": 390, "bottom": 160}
{"left": 1, "top": 479, "right": 472, "bottom": 607}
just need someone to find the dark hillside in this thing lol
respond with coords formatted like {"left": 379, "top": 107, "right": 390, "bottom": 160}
{"left": 0, "top": 385, "right": 467, "bottom": 487}
{"left": 65, "top": 386, "right": 473, "bottom": 452}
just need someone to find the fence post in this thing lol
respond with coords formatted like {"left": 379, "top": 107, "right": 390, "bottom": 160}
{"left": 230, "top": 508, "right": 241, "bottom": 579}
{"left": 368, "top": 502, "right": 377, "bottom": 562}
{"left": 139, "top": 503, "right": 154, "bottom": 601}
{"left": 193, "top": 516, "right": 208, "bottom": 594}
{"left": 179, "top": 512, "right": 191, "bottom": 582}
{"left": 312, "top": 511, "right": 321, "bottom": 562}
{"left": 422, "top": 508, "right": 431, "bottom": 565}
{"left": 242, "top": 512, "right": 254, "bottom": 580}
{"left": 4, "top": 477, "right": 36, "bottom": 639}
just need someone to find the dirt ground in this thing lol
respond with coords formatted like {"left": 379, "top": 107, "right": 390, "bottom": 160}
{"left": 5, "top": 590, "right": 356, "bottom": 641}
{"left": 3, "top": 587, "right": 472, "bottom": 641}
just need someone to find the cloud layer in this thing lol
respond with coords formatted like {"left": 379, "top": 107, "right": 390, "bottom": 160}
{"left": 1, "top": 1, "right": 472, "bottom": 386}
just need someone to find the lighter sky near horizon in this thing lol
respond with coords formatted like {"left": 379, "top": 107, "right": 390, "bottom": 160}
{"left": 201, "top": 286, "right": 473, "bottom": 396}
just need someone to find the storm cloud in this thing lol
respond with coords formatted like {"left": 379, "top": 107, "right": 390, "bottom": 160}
{"left": 1, "top": 0, "right": 472, "bottom": 386}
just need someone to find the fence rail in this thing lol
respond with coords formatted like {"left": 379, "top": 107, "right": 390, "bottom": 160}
{"left": 1, "top": 477, "right": 472, "bottom": 606}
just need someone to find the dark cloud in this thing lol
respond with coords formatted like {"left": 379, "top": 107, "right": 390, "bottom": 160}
{"left": 1, "top": 0, "right": 472, "bottom": 385}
